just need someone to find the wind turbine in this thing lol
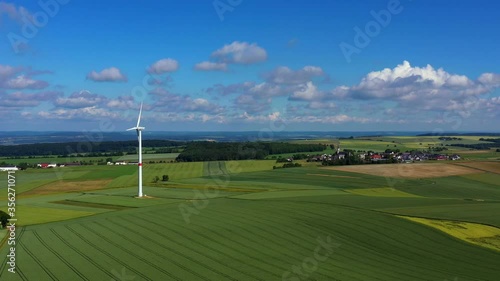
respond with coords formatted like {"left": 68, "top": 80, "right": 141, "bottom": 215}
{"left": 127, "top": 102, "right": 145, "bottom": 198}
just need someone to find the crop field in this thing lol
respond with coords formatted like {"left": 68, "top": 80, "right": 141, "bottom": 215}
{"left": 1, "top": 137, "right": 500, "bottom": 280}
{"left": 324, "top": 162, "right": 482, "bottom": 178}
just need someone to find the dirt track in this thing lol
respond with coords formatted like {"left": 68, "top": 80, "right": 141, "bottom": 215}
{"left": 23, "top": 180, "right": 112, "bottom": 196}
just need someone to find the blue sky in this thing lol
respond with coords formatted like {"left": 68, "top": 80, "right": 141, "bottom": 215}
{"left": 1, "top": 0, "right": 499, "bottom": 132}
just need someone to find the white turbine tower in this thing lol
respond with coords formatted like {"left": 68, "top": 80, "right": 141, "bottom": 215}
{"left": 127, "top": 103, "right": 145, "bottom": 198}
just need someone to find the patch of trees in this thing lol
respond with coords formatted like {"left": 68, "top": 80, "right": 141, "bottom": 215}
{"left": 448, "top": 143, "right": 496, "bottom": 150}
{"left": 275, "top": 154, "right": 310, "bottom": 162}
{"left": 0, "top": 210, "right": 11, "bottom": 228}
{"left": 479, "top": 138, "right": 500, "bottom": 143}
{"left": 154, "top": 147, "right": 183, "bottom": 153}
{"left": 176, "top": 142, "right": 327, "bottom": 162}
{"left": 438, "top": 137, "right": 463, "bottom": 141}
{"left": 273, "top": 163, "right": 302, "bottom": 169}
{"left": 152, "top": 174, "right": 170, "bottom": 183}
{"left": 0, "top": 140, "right": 185, "bottom": 157}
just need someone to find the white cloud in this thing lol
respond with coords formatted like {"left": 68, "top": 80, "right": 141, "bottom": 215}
{"left": 264, "top": 66, "right": 325, "bottom": 84}
{"left": 147, "top": 58, "right": 179, "bottom": 74}
{"left": 86, "top": 67, "right": 127, "bottom": 82}
{"left": 106, "top": 96, "right": 136, "bottom": 109}
{"left": 38, "top": 106, "right": 122, "bottom": 120}
{"left": 349, "top": 61, "right": 480, "bottom": 99}
{"left": 55, "top": 90, "right": 106, "bottom": 108}
{"left": 0, "top": 90, "right": 60, "bottom": 107}
{"left": 478, "top": 73, "right": 500, "bottom": 87}
{"left": 211, "top": 41, "right": 267, "bottom": 64}
{"left": 306, "top": 101, "right": 336, "bottom": 110}
{"left": 149, "top": 89, "right": 223, "bottom": 114}
{"left": 194, "top": 61, "right": 227, "bottom": 71}
{"left": 4, "top": 75, "right": 48, "bottom": 89}
{"left": 289, "top": 81, "right": 323, "bottom": 101}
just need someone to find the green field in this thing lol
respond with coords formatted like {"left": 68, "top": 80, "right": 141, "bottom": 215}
{"left": 1, "top": 137, "right": 500, "bottom": 280}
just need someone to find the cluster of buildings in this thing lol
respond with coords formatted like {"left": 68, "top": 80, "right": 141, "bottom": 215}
{"left": 107, "top": 161, "right": 138, "bottom": 165}
{"left": 306, "top": 151, "right": 461, "bottom": 163}
{"left": 36, "top": 162, "right": 82, "bottom": 168}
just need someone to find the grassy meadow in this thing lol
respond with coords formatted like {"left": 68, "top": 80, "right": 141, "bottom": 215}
{"left": 1, "top": 135, "right": 500, "bottom": 280}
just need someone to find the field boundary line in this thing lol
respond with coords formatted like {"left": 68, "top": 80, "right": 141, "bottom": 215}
{"left": 101, "top": 218, "right": 243, "bottom": 281}
{"left": 451, "top": 162, "right": 500, "bottom": 175}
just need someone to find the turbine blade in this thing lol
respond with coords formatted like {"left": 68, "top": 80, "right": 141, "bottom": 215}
{"left": 126, "top": 127, "right": 137, "bottom": 131}
{"left": 136, "top": 102, "right": 143, "bottom": 127}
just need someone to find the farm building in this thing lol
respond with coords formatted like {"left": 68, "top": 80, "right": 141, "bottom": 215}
{"left": 37, "top": 163, "right": 57, "bottom": 168}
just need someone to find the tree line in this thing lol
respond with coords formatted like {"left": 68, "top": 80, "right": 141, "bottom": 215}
{"left": 0, "top": 140, "right": 185, "bottom": 157}
{"left": 176, "top": 142, "right": 327, "bottom": 162}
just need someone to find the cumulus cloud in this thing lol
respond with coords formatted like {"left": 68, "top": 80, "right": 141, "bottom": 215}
{"left": 147, "top": 58, "right": 179, "bottom": 74}
{"left": 478, "top": 73, "right": 500, "bottom": 87}
{"left": 264, "top": 66, "right": 325, "bottom": 84}
{"left": 289, "top": 81, "right": 323, "bottom": 101}
{"left": 234, "top": 94, "right": 271, "bottom": 113}
{"left": 0, "top": 90, "right": 61, "bottom": 107}
{"left": 86, "top": 67, "right": 127, "bottom": 82}
{"left": 149, "top": 88, "right": 224, "bottom": 114}
{"left": 347, "top": 61, "right": 482, "bottom": 100}
{"left": 289, "top": 114, "right": 370, "bottom": 124}
{"left": 38, "top": 106, "right": 122, "bottom": 120}
{"left": 211, "top": 41, "right": 267, "bottom": 64}
{"left": 236, "top": 111, "right": 283, "bottom": 123}
{"left": 106, "top": 95, "right": 136, "bottom": 109}
{"left": 306, "top": 101, "right": 336, "bottom": 110}
{"left": 147, "top": 75, "right": 173, "bottom": 87}
{"left": 4, "top": 75, "right": 48, "bottom": 89}
{"left": 194, "top": 61, "right": 227, "bottom": 72}
{"left": 55, "top": 90, "right": 107, "bottom": 108}
{"left": 0, "top": 65, "right": 49, "bottom": 90}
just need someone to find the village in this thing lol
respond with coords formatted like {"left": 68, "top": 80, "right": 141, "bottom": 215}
{"left": 306, "top": 149, "right": 461, "bottom": 165}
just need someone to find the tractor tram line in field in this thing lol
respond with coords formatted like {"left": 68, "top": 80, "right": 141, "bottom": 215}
{"left": 64, "top": 224, "right": 154, "bottom": 281}
{"left": 232, "top": 199, "right": 492, "bottom": 280}
{"left": 32, "top": 231, "right": 89, "bottom": 281}
{"left": 187, "top": 201, "right": 373, "bottom": 280}
{"left": 95, "top": 218, "right": 219, "bottom": 281}
{"left": 214, "top": 203, "right": 394, "bottom": 280}
{"left": 49, "top": 228, "right": 119, "bottom": 280}
{"left": 131, "top": 214, "right": 268, "bottom": 281}
{"left": 92, "top": 220, "right": 204, "bottom": 281}
{"left": 194, "top": 207, "right": 347, "bottom": 280}
{"left": 102, "top": 216, "right": 235, "bottom": 281}
{"left": 143, "top": 211, "right": 292, "bottom": 278}
{"left": 297, "top": 203, "right": 500, "bottom": 276}
{"left": 138, "top": 212, "right": 281, "bottom": 280}
{"left": 68, "top": 223, "right": 181, "bottom": 280}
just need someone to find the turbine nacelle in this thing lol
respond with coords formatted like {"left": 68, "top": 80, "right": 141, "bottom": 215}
{"left": 127, "top": 126, "right": 145, "bottom": 131}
